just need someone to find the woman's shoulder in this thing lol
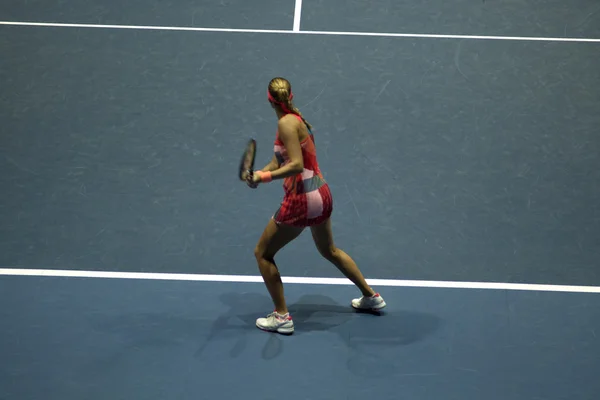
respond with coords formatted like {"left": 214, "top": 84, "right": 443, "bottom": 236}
{"left": 279, "top": 113, "right": 303, "bottom": 125}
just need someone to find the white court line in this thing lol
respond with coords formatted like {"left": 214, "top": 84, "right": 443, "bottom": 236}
{"left": 1, "top": 21, "right": 600, "bottom": 43}
{"left": 293, "top": 0, "right": 303, "bottom": 32}
{"left": 0, "top": 268, "right": 599, "bottom": 294}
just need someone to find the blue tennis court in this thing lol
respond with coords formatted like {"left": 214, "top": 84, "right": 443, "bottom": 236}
{"left": 1, "top": 1, "right": 600, "bottom": 399}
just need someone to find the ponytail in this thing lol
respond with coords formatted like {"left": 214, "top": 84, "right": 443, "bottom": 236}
{"left": 283, "top": 98, "right": 313, "bottom": 131}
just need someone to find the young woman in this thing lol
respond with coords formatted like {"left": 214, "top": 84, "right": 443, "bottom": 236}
{"left": 247, "top": 77, "right": 386, "bottom": 334}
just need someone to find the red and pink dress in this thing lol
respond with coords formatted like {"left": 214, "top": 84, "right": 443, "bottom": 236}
{"left": 272, "top": 114, "right": 333, "bottom": 227}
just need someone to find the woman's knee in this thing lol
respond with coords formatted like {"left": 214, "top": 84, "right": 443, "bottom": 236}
{"left": 254, "top": 244, "right": 265, "bottom": 260}
{"left": 254, "top": 242, "right": 276, "bottom": 262}
{"left": 317, "top": 244, "right": 338, "bottom": 261}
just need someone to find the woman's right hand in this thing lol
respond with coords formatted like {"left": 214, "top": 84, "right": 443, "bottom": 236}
{"left": 246, "top": 171, "right": 260, "bottom": 189}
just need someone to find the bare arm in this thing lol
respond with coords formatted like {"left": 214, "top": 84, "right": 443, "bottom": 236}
{"left": 265, "top": 117, "right": 304, "bottom": 180}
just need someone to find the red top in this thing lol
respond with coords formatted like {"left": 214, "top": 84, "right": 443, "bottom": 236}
{"left": 273, "top": 114, "right": 326, "bottom": 196}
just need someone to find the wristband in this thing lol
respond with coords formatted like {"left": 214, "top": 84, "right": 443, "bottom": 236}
{"left": 258, "top": 170, "right": 272, "bottom": 183}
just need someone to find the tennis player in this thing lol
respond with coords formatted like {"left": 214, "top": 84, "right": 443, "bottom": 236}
{"left": 246, "top": 77, "right": 386, "bottom": 334}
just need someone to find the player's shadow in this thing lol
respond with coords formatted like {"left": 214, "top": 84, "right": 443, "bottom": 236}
{"left": 193, "top": 292, "right": 274, "bottom": 359}
{"left": 78, "top": 291, "right": 440, "bottom": 377}
{"left": 208, "top": 291, "right": 441, "bottom": 373}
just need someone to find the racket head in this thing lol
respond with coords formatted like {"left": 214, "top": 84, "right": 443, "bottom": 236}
{"left": 238, "top": 138, "right": 257, "bottom": 181}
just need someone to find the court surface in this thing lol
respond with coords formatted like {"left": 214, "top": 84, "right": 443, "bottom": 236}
{"left": 1, "top": 1, "right": 600, "bottom": 399}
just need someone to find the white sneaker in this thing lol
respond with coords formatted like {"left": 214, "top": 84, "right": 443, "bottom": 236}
{"left": 256, "top": 311, "right": 295, "bottom": 334}
{"left": 351, "top": 293, "right": 386, "bottom": 310}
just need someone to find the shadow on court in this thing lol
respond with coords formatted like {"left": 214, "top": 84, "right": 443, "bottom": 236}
{"left": 195, "top": 292, "right": 442, "bottom": 374}
{"left": 86, "top": 290, "right": 440, "bottom": 377}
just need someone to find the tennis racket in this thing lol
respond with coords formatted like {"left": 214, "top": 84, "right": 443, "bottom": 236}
{"left": 238, "top": 138, "right": 257, "bottom": 181}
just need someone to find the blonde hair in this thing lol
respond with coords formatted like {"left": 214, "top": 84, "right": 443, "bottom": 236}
{"left": 268, "top": 77, "right": 313, "bottom": 130}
